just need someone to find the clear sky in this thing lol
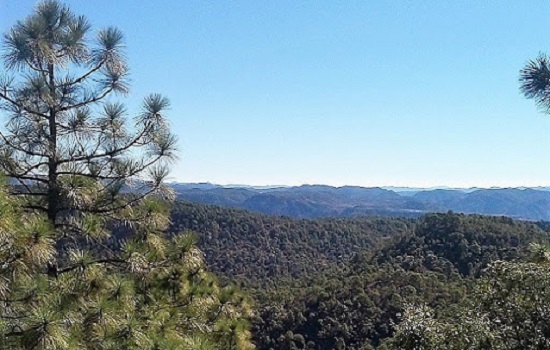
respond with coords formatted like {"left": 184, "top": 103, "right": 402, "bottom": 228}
{"left": 2, "top": 1, "right": 550, "bottom": 188}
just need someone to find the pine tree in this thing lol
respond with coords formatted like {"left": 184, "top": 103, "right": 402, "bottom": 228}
{"left": 0, "top": 0, "right": 176, "bottom": 245}
{"left": 0, "top": 1, "right": 254, "bottom": 348}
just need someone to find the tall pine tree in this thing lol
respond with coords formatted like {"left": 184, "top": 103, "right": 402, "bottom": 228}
{"left": 0, "top": 1, "right": 254, "bottom": 348}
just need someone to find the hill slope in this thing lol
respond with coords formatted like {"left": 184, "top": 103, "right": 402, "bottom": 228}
{"left": 168, "top": 203, "right": 550, "bottom": 349}
{"left": 168, "top": 201, "right": 412, "bottom": 286}
{"left": 250, "top": 212, "right": 550, "bottom": 349}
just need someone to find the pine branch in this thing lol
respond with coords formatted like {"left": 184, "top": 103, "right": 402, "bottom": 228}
{"left": 21, "top": 204, "right": 48, "bottom": 212}
{"left": 57, "top": 257, "right": 127, "bottom": 275}
{"left": 5, "top": 174, "right": 48, "bottom": 184}
{"left": 56, "top": 122, "right": 152, "bottom": 164}
{"left": 58, "top": 86, "right": 113, "bottom": 112}
{"left": 0, "top": 132, "right": 49, "bottom": 159}
{"left": 0, "top": 91, "right": 49, "bottom": 119}
{"left": 55, "top": 59, "right": 107, "bottom": 89}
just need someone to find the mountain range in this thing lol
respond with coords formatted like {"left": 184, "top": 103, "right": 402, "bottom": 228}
{"left": 170, "top": 183, "right": 550, "bottom": 221}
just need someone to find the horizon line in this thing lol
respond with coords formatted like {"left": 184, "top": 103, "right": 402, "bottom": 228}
{"left": 166, "top": 181, "right": 550, "bottom": 190}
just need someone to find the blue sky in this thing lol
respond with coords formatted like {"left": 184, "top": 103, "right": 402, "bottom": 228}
{"left": 2, "top": 1, "right": 550, "bottom": 188}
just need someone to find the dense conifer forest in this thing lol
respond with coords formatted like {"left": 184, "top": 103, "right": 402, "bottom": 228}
{"left": 168, "top": 203, "right": 550, "bottom": 349}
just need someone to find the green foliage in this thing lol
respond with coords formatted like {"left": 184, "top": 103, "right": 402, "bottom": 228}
{"left": 169, "top": 201, "right": 413, "bottom": 286}
{"left": 170, "top": 204, "right": 550, "bottom": 349}
{"left": 375, "top": 212, "right": 547, "bottom": 277}
{"left": 389, "top": 304, "right": 495, "bottom": 350}
{"left": 249, "top": 212, "right": 548, "bottom": 349}
{"left": 252, "top": 264, "right": 467, "bottom": 350}
{"left": 390, "top": 253, "right": 550, "bottom": 349}
{"left": 0, "top": 185, "right": 254, "bottom": 349}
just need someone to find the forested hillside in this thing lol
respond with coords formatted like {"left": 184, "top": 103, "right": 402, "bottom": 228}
{"left": 169, "top": 201, "right": 413, "bottom": 286}
{"left": 168, "top": 203, "right": 550, "bottom": 349}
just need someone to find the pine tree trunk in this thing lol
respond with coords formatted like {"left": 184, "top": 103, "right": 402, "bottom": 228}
{"left": 47, "top": 62, "right": 58, "bottom": 224}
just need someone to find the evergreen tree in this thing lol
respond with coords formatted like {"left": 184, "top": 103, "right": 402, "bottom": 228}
{"left": 0, "top": 1, "right": 254, "bottom": 348}
{"left": 0, "top": 0, "right": 176, "bottom": 239}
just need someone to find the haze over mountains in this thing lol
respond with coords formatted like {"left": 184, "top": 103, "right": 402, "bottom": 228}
{"left": 171, "top": 183, "right": 550, "bottom": 221}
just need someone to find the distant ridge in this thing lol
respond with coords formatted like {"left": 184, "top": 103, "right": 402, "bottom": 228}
{"left": 170, "top": 183, "right": 550, "bottom": 221}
